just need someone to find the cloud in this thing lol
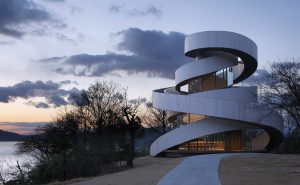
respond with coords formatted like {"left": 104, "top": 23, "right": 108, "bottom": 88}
{"left": 58, "top": 80, "right": 78, "bottom": 85}
{"left": 27, "top": 101, "right": 50, "bottom": 108}
{"left": 39, "top": 56, "right": 67, "bottom": 63}
{"left": 48, "top": 95, "right": 68, "bottom": 106}
{"left": 39, "top": 28, "right": 190, "bottom": 79}
{"left": 0, "top": 80, "right": 81, "bottom": 108}
{"left": 239, "top": 69, "right": 270, "bottom": 86}
{"left": 0, "top": 80, "right": 58, "bottom": 103}
{"left": 0, "top": 0, "right": 64, "bottom": 38}
{"left": 110, "top": 3, "right": 124, "bottom": 13}
{"left": 0, "top": 40, "right": 15, "bottom": 45}
{"left": 129, "top": 5, "right": 162, "bottom": 18}
{"left": 129, "top": 97, "right": 147, "bottom": 104}
{"left": 44, "top": 0, "right": 65, "bottom": 3}
{"left": 110, "top": 4, "right": 162, "bottom": 18}
{"left": 69, "top": 5, "right": 83, "bottom": 14}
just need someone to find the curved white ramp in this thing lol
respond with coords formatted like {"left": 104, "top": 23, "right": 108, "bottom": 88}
{"left": 150, "top": 31, "right": 283, "bottom": 156}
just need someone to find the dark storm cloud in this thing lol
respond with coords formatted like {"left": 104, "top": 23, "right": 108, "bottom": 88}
{"left": 0, "top": 0, "right": 64, "bottom": 38}
{"left": 110, "top": 4, "right": 162, "bottom": 18}
{"left": 0, "top": 80, "right": 81, "bottom": 108}
{"left": 40, "top": 28, "right": 191, "bottom": 79}
{"left": 240, "top": 69, "right": 270, "bottom": 86}
{"left": 0, "top": 80, "right": 59, "bottom": 102}
{"left": 0, "top": 0, "right": 49, "bottom": 37}
{"left": 48, "top": 95, "right": 68, "bottom": 106}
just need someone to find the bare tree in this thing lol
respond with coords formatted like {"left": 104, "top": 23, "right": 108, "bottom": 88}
{"left": 14, "top": 81, "right": 144, "bottom": 183}
{"left": 143, "top": 102, "right": 171, "bottom": 134}
{"left": 0, "top": 161, "right": 7, "bottom": 185}
{"left": 120, "top": 93, "right": 142, "bottom": 168}
{"left": 83, "top": 81, "right": 125, "bottom": 132}
{"left": 258, "top": 60, "right": 300, "bottom": 135}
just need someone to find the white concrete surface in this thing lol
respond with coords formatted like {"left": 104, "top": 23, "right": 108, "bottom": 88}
{"left": 185, "top": 31, "right": 257, "bottom": 60}
{"left": 157, "top": 154, "right": 232, "bottom": 185}
{"left": 175, "top": 55, "right": 237, "bottom": 86}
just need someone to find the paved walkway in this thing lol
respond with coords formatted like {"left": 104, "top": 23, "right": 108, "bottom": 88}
{"left": 157, "top": 153, "right": 233, "bottom": 185}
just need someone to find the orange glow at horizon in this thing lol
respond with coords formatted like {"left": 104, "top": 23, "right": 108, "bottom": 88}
{"left": 0, "top": 124, "right": 35, "bottom": 135}
{"left": 0, "top": 98, "right": 58, "bottom": 122}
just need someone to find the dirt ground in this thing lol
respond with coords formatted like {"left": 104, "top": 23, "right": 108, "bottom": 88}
{"left": 219, "top": 154, "right": 300, "bottom": 185}
{"left": 48, "top": 156, "right": 184, "bottom": 185}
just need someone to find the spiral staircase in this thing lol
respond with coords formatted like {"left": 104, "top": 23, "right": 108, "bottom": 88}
{"left": 150, "top": 31, "right": 283, "bottom": 157}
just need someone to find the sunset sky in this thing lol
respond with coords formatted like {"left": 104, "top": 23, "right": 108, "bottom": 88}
{"left": 0, "top": 0, "right": 300, "bottom": 134}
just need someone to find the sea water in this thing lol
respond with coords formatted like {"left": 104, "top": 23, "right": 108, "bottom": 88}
{"left": 0, "top": 142, "right": 19, "bottom": 165}
{"left": 0, "top": 142, "right": 33, "bottom": 181}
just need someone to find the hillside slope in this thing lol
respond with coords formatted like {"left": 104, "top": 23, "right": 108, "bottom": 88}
{"left": 0, "top": 130, "right": 27, "bottom": 141}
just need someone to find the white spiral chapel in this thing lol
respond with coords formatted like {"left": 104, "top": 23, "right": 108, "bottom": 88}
{"left": 150, "top": 31, "right": 283, "bottom": 157}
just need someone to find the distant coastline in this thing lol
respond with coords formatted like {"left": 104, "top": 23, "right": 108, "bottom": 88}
{"left": 0, "top": 130, "right": 27, "bottom": 141}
